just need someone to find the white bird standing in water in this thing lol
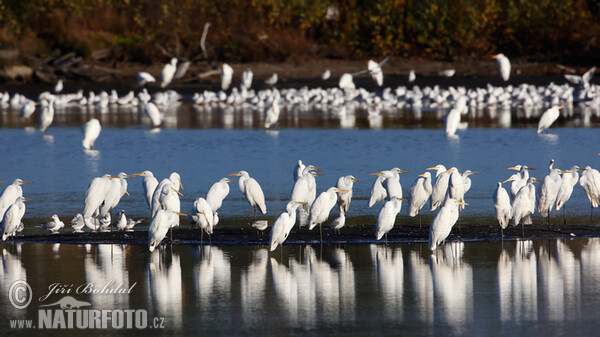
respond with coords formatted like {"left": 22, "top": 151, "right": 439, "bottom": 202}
{"left": 241, "top": 69, "right": 253, "bottom": 90}
{"left": 230, "top": 171, "right": 267, "bottom": 219}
{"left": 1, "top": 196, "right": 29, "bottom": 240}
{"left": 309, "top": 187, "right": 346, "bottom": 241}
{"left": 40, "top": 214, "right": 64, "bottom": 233}
{"left": 81, "top": 118, "right": 101, "bottom": 150}
{"left": 134, "top": 171, "right": 159, "bottom": 210}
{"left": 462, "top": 170, "right": 479, "bottom": 193}
{"left": 492, "top": 53, "right": 511, "bottom": 81}
{"left": 493, "top": 182, "right": 512, "bottom": 235}
{"left": 579, "top": 166, "right": 600, "bottom": 221}
{"left": 368, "top": 173, "right": 387, "bottom": 207}
{"left": 428, "top": 165, "right": 449, "bottom": 211}
{"left": 376, "top": 196, "right": 405, "bottom": 241}
{"left": 136, "top": 72, "right": 156, "bottom": 86}
{"left": 445, "top": 96, "right": 468, "bottom": 137}
{"left": 151, "top": 172, "right": 183, "bottom": 217}
{"left": 538, "top": 162, "right": 562, "bottom": 224}
{"left": 510, "top": 177, "right": 542, "bottom": 233}
{"left": 408, "top": 172, "right": 432, "bottom": 227}
{"left": 537, "top": 106, "right": 563, "bottom": 134}
{"left": 148, "top": 209, "right": 185, "bottom": 252}
{"left": 190, "top": 197, "right": 214, "bottom": 237}
{"left": 264, "top": 92, "right": 280, "bottom": 129}
{"left": 428, "top": 198, "right": 467, "bottom": 250}
{"left": 100, "top": 172, "right": 132, "bottom": 218}
{"left": 269, "top": 201, "right": 306, "bottom": 251}
{"left": 206, "top": 177, "right": 235, "bottom": 212}
{"left": 338, "top": 73, "right": 355, "bottom": 91}
{"left": 0, "top": 179, "right": 30, "bottom": 222}
{"left": 39, "top": 95, "right": 55, "bottom": 132}
{"left": 336, "top": 175, "right": 361, "bottom": 213}
{"left": 555, "top": 166, "right": 580, "bottom": 225}
{"left": 143, "top": 101, "right": 163, "bottom": 128}
{"left": 221, "top": 63, "right": 234, "bottom": 90}
{"left": 160, "top": 58, "right": 178, "bottom": 88}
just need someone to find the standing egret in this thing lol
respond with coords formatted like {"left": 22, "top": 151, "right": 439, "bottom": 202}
{"left": 293, "top": 160, "right": 307, "bottom": 181}
{"left": 143, "top": 101, "right": 163, "bottom": 128}
{"left": 221, "top": 63, "right": 234, "bottom": 91}
{"left": 376, "top": 197, "right": 406, "bottom": 242}
{"left": 448, "top": 167, "right": 465, "bottom": 203}
{"left": 100, "top": 172, "right": 132, "bottom": 218}
{"left": 148, "top": 209, "right": 185, "bottom": 252}
{"left": 151, "top": 172, "right": 183, "bottom": 216}
{"left": 39, "top": 95, "right": 55, "bottom": 132}
{"left": 152, "top": 182, "right": 183, "bottom": 234}
{"left": 137, "top": 72, "right": 156, "bottom": 86}
{"left": 408, "top": 172, "right": 432, "bottom": 227}
{"left": 230, "top": 171, "right": 267, "bottom": 219}
{"left": 291, "top": 166, "right": 322, "bottom": 226}
{"left": 368, "top": 173, "right": 387, "bottom": 207}
{"left": 329, "top": 211, "right": 346, "bottom": 234}
{"left": 81, "top": 118, "right": 101, "bottom": 150}
{"left": 537, "top": 106, "right": 564, "bottom": 134}
{"left": 308, "top": 187, "right": 346, "bottom": 242}
{"left": 428, "top": 198, "right": 467, "bottom": 251}
{"left": 338, "top": 73, "right": 355, "bottom": 91}
{"left": 83, "top": 174, "right": 112, "bottom": 228}
{"left": 445, "top": 97, "right": 467, "bottom": 137}
{"left": 134, "top": 171, "right": 159, "bottom": 210}
{"left": 269, "top": 201, "right": 306, "bottom": 251}
{"left": 538, "top": 165, "right": 562, "bottom": 226}
{"left": 40, "top": 214, "right": 64, "bottom": 234}
{"left": 578, "top": 166, "right": 600, "bottom": 221}
{"left": 511, "top": 177, "right": 542, "bottom": 235}
{"left": 381, "top": 168, "right": 409, "bottom": 200}
{"left": 265, "top": 73, "right": 278, "bottom": 86}
{"left": 462, "top": 170, "right": 479, "bottom": 193}
{"left": 507, "top": 165, "right": 535, "bottom": 198}
{"left": 428, "top": 165, "right": 450, "bottom": 211}
{"left": 492, "top": 53, "right": 511, "bottom": 81}
{"left": 206, "top": 177, "right": 235, "bottom": 212}
{"left": 336, "top": 175, "right": 361, "bottom": 213}
{"left": 264, "top": 92, "right": 280, "bottom": 129}
{"left": 160, "top": 58, "right": 178, "bottom": 88}
{"left": 241, "top": 69, "right": 253, "bottom": 90}
{"left": 493, "top": 182, "right": 512, "bottom": 236}
{"left": 555, "top": 166, "right": 580, "bottom": 225}
{"left": 0, "top": 179, "right": 30, "bottom": 222}
{"left": 1, "top": 196, "right": 29, "bottom": 240}
{"left": 190, "top": 197, "right": 214, "bottom": 240}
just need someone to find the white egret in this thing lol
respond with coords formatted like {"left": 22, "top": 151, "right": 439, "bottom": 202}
{"left": 81, "top": 118, "right": 101, "bottom": 150}
{"left": 408, "top": 70, "right": 416, "bottom": 83}
{"left": 537, "top": 106, "right": 564, "bottom": 134}
{"left": 230, "top": 171, "right": 267, "bottom": 219}
{"left": 293, "top": 160, "right": 307, "bottom": 181}
{"left": 54, "top": 79, "right": 63, "bottom": 93}
{"left": 40, "top": 214, "right": 64, "bottom": 233}
{"left": 511, "top": 177, "right": 542, "bottom": 235}
{"left": 308, "top": 187, "right": 347, "bottom": 241}
{"left": 290, "top": 166, "right": 322, "bottom": 225}
{"left": 160, "top": 58, "right": 178, "bottom": 88}
{"left": 338, "top": 73, "right": 355, "bottom": 91}
{"left": 448, "top": 167, "right": 465, "bottom": 204}
{"left": 381, "top": 168, "right": 409, "bottom": 200}
{"left": 143, "top": 101, "right": 162, "bottom": 128}
{"left": 206, "top": 177, "right": 235, "bottom": 212}
{"left": 269, "top": 201, "right": 306, "bottom": 252}
{"left": 136, "top": 72, "right": 156, "bottom": 86}
{"left": 376, "top": 197, "right": 406, "bottom": 242}
{"left": 99, "top": 172, "right": 132, "bottom": 218}
{"left": 19, "top": 100, "right": 36, "bottom": 119}
{"left": 264, "top": 92, "right": 280, "bottom": 129}
{"left": 445, "top": 96, "right": 467, "bottom": 137}
{"left": 39, "top": 95, "right": 55, "bottom": 132}
{"left": 578, "top": 166, "right": 600, "bottom": 220}
{"left": 148, "top": 209, "right": 185, "bottom": 252}
{"left": 537, "top": 165, "right": 562, "bottom": 225}
{"left": 83, "top": 174, "right": 112, "bottom": 229}
{"left": 555, "top": 166, "right": 580, "bottom": 225}
{"left": 336, "top": 175, "right": 361, "bottom": 212}
{"left": 151, "top": 172, "right": 183, "bottom": 216}
{"left": 428, "top": 198, "right": 467, "bottom": 251}
{"left": 368, "top": 173, "right": 387, "bottom": 207}
{"left": 367, "top": 60, "right": 384, "bottom": 87}
{"left": 507, "top": 165, "right": 535, "bottom": 198}
{"left": 265, "top": 73, "right": 278, "bottom": 85}
{"left": 492, "top": 53, "right": 511, "bottom": 81}
{"left": 241, "top": 69, "right": 253, "bottom": 90}
{"left": 134, "top": 171, "right": 159, "bottom": 210}
{"left": 329, "top": 211, "right": 346, "bottom": 234}
{"left": 462, "top": 170, "right": 479, "bottom": 193}
{"left": 221, "top": 63, "right": 234, "bottom": 90}
{"left": 173, "top": 60, "right": 190, "bottom": 80}
{"left": 191, "top": 197, "right": 214, "bottom": 238}
{"left": 0, "top": 179, "right": 30, "bottom": 222}
{"left": 493, "top": 182, "right": 512, "bottom": 236}
{"left": 408, "top": 172, "right": 432, "bottom": 227}
{"left": 428, "top": 165, "right": 450, "bottom": 211}
{"left": 1, "top": 196, "right": 29, "bottom": 240}
{"left": 321, "top": 69, "right": 331, "bottom": 80}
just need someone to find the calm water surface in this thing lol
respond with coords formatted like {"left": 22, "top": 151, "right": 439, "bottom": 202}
{"left": 1, "top": 239, "right": 600, "bottom": 336}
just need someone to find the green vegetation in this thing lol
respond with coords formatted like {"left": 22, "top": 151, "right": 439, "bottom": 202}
{"left": 0, "top": 0, "right": 598, "bottom": 63}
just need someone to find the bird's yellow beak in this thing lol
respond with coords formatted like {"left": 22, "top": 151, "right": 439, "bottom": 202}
{"left": 295, "top": 201, "right": 308, "bottom": 204}
{"left": 492, "top": 54, "right": 499, "bottom": 59}
{"left": 526, "top": 167, "right": 535, "bottom": 170}
{"left": 174, "top": 212, "right": 187, "bottom": 216}
{"left": 109, "top": 175, "right": 119, "bottom": 179}
{"left": 533, "top": 179, "right": 543, "bottom": 182}
{"left": 418, "top": 173, "right": 428, "bottom": 177}
{"left": 335, "top": 189, "right": 349, "bottom": 192}
{"left": 225, "top": 179, "right": 235, "bottom": 182}
{"left": 470, "top": 171, "right": 480, "bottom": 174}
{"left": 398, "top": 169, "right": 409, "bottom": 173}
{"left": 443, "top": 169, "right": 453, "bottom": 173}
{"left": 397, "top": 197, "right": 408, "bottom": 201}
{"left": 351, "top": 178, "right": 362, "bottom": 182}
{"left": 172, "top": 188, "right": 183, "bottom": 196}
{"left": 426, "top": 166, "right": 438, "bottom": 170}
{"left": 0, "top": 181, "right": 4, "bottom": 183}
{"left": 179, "top": 179, "right": 184, "bottom": 191}
{"left": 125, "top": 191, "right": 130, "bottom": 197}
{"left": 313, "top": 173, "right": 324, "bottom": 176}
{"left": 125, "top": 174, "right": 136, "bottom": 178}
{"left": 457, "top": 201, "right": 468, "bottom": 205}
{"left": 21, "top": 181, "right": 31, "bottom": 184}
{"left": 23, "top": 198, "right": 32, "bottom": 201}
{"left": 507, "top": 166, "right": 518, "bottom": 170}
{"left": 132, "top": 172, "right": 145, "bottom": 176}
{"left": 503, "top": 177, "right": 513, "bottom": 183}
{"left": 313, "top": 166, "right": 323, "bottom": 170}
{"left": 229, "top": 172, "right": 241, "bottom": 176}
{"left": 559, "top": 170, "right": 571, "bottom": 174}
{"left": 577, "top": 167, "right": 587, "bottom": 171}
{"left": 558, "top": 106, "right": 565, "bottom": 109}
{"left": 370, "top": 172, "right": 382, "bottom": 176}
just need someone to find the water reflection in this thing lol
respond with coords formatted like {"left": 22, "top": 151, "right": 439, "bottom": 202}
{"left": 2, "top": 239, "right": 600, "bottom": 333}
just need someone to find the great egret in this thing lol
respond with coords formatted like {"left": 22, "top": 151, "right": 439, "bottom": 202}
{"left": 329, "top": 210, "right": 346, "bottom": 234}
{"left": 555, "top": 166, "right": 580, "bottom": 225}
{"left": 511, "top": 177, "right": 542, "bottom": 235}
{"left": 428, "top": 198, "right": 467, "bottom": 250}
{"left": 136, "top": 72, "right": 156, "bottom": 86}
{"left": 230, "top": 171, "right": 267, "bottom": 219}
{"left": 537, "top": 106, "right": 564, "bottom": 134}
{"left": 264, "top": 92, "right": 280, "bottom": 129}
{"left": 368, "top": 173, "right": 387, "bottom": 207}
{"left": 308, "top": 187, "right": 346, "bottom": 241}
{"left": 191, "top": 197, "right": 214, "bottom": 238}
{"left": 578, "top": 166, "right": 600, "bottom": 221}
{"left": 206, "top": 178, "right": 235, "bottom": 212}
{"left": 0, "top": 179, "right": 30, "bottom": 222}
{"left": 462, "top": 170, "right": 479, "bottom": 193}
{"left": 1, "top": 196, "right": 29, "bottom": 240}
{"left": 507, "top": 165, "right": 535, "bottom": 198}
{"left": 376, "top": 197, "right": 406, "bottom": 241}
{"left": 537, "top": 165, "right": 562, "bottom": 226}
{"left": 445, "top": 97, "right": 468, "bottom": 137}
{"left": 493, "top": 182, "right": 512, "bottom": 236}
{"left": 293, "top": 160, "right": 307, "bottom": 181}
{"left": 221, "top": 63, "right": 234, "bottom": 91}
{"left": 81, "top": 118, "right": 101, "bottom": 150}
{"left": 408, "top": 172, "right": 432, "bottom": 227}
{"left": 151, "top": 172, "right": 183, "bottom": 216}
{"left": 152, "top": 182, "right": 183, "bottom": 232}
{"left": 448, "top": 167, "right": 465, "bottom": 204}
{"left": 367, "top": 60, "right": 384, "bottom": 87}
{"left": 338, "top": 73, "right": 355, "bottom": 91}
{"left": 143, "top": 101, "right": 163, "bottom": 128}
{"left": 269, "top": 201, "right": 306, "bottom": 251}
{"left": 492, "top": 53, "right": 511, "bottom": 81}
{"left": 134, "top": 171, "right": 159, "bottom": 210}
{"left": 241, "top": 69, "right": 253, "bottom": 90}
{"left": 160, "top": 58, "right": 178, "bottom": 88}
{"left": 265, "top": 73, "right": 278, "bottom": 85}
{"left": 40, "top": 214, "right": 64, "bottom": 233}
{"left": 290, "top": 167, "right": 322, "bottom": 225}
{"left": 39, "top": 95, "right": 55, "bottom": 132}
{"left": 148, "top": 209, "right": 185, "bottom": 252}
{"left": 428, "top": 165, "right": 450, "bottom": 211}
{"left": 100, "top": 172, "right": 132, "bottom": 218}
{"left": 380, "top": 168, "right": 409, "bottom": 200}
{"left": 336, "top": 175, "right": 361, "bottom": 212}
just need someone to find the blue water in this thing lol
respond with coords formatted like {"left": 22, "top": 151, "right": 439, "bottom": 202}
{"left": 0, "top": 126, "right": 598, "bottom": 223}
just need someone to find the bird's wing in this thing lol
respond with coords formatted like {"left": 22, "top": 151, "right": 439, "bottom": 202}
{"left": 583, "top": 66, "right": 596, "bottom": 84}
{"left": 564, "top": 74, "right": 581, "bottom": 85}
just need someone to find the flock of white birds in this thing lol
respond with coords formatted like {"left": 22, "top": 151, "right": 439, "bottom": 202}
{"left": 0, "top": 54, "right": 598, "bottom": 252}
